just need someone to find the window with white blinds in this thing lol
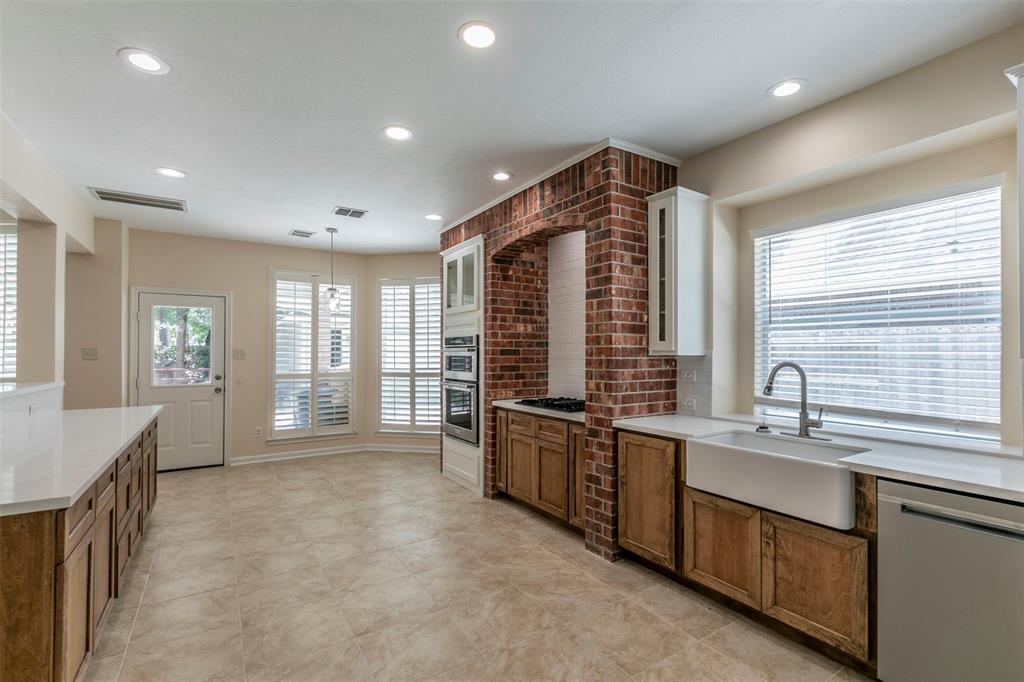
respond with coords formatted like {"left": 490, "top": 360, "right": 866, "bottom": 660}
{"left": 0, "top": 230, "right": 15, "bottom": 379}
{"left": 271, "top": 271, "right": 354, "bottom": 438}
{"left": 754, "top": 185, "right": 1001, "bottom": 435}
{"left": 380, "top": 277, "right": 441, "bottom": 431}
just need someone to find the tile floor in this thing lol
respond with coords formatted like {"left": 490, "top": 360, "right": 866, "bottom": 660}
{"left": 83, "top": 451, "right": 868, "bottom": 682}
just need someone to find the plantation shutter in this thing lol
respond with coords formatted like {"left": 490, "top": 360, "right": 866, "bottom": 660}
{"left": 271, "top": 272, "right": 354, "bottom": 438}
{"left": 380, "top": 278, "right": 441, "bottom": 430}
{"left": 753, "top": 186, "right": 1001, "bottom": 432}
{"left": 0, "top": 230, "right": 15, "bottom": 379}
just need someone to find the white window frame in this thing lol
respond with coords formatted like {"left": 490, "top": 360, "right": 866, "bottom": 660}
{"left": 267, "top": 269, "right": 357, "bottom": 441}
{"left": 752, "top": 179, "right": 1003, "bottom": 440}
{"left": 378, "top": 276, "right": 441, "bottom": 434}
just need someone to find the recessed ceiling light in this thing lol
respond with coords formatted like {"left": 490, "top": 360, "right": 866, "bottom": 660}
{"left": 383, "top": 125, "right": 414, "bottom": 141}
{"left": 118, "top": 47, "right": 169, "bottom": 75}
{"left": 154, "top": 167, "right": 186, "bottom": 179}
{"left": 458, "top": 21, "right": 496, "bottom": 49}
{"left": 768, "top": 79, "right": 804, "bottom": 97}
{"left": 424, "top": 214, "right": 443, "bottom": 221}
{"left": 492, "top": 171, "right": 512, "bottom": 181}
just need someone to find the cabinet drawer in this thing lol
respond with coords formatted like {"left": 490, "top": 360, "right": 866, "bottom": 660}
{"left": 116, "top": 445, "right": 131, "bottom": 472}
{"left": 143, "top": 420, "right": 158, "bottom": 446}
{"left": 94, "top": 461, "right": 117, "bottom": 508}
{"left": 59, "top": 487, "right": 96, "bottom": 560}
{"left": 508, "top": 411, "right": 536, "bottom": 436}
{"left": 536, "top": 418, "right": 567, "bottom": 445}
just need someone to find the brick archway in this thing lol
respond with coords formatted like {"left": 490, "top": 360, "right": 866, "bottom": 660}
{"left": 442, "top": 146, "right": 678, "bottom": 560}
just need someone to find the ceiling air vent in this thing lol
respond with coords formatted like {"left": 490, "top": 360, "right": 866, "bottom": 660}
{"left": 289, "top": 229, "right": 315, "bottom": 239}
{"left": 89, "top": 187, "right": 188, "bottom": 212}
{"left": 333, "top": 206, "right": 367, "bottom": 219}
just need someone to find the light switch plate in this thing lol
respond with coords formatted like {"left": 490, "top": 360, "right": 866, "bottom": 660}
{"left": 252, "top": 426, "right": 263, "bottom": 438}
{"left": 81, "top": 347, "right": 99, "bottom": 361}
{"left": 681, "top": 398, "right": 696, "bottom": 411}
{"left": 679, "top": 368, "right": 696, "bottom": 382}
{"left": 232, "top": 349, "right": 247, "bottom": 360}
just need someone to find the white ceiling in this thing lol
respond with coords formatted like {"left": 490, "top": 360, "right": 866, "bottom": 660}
{"left": 1, "top": 1, "right": 1021, "bottom": 253}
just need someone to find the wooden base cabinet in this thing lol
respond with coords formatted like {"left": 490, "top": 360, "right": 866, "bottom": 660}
{"left": 568, "top": 424, "right": 586, "bottom": 529}
{"left": 762, "top": 512, "right": 869, "bottom": 660}
{"left": 618, "top": 432, "right": 679, "bottom": 570}
{"left": 497, "top": 409, "right": 578, "bottom": 524}
{"left": 0, "top": 416, "right": 159, "bottom": 682}
{"left": 683, "top": 487, "right": 762, "bottom": 609}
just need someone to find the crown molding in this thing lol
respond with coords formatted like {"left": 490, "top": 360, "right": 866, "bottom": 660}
{"left": 1006, "top": 62, "right": 1024, "bottom": 87}
{"left": 440, "top": 138, "right": 680, "bottom": 234}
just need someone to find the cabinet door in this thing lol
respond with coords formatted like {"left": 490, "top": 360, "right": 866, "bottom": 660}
{"left": 114, "top": 523, "right": 131, "bottom": 597}
{"left": 568, "top": 424, "right": 586, "bottom": 529}
{"left": 92, "top": 493, "right": 116, "bottom": 633}
{"left": 142, "top": 444, "right": 151, "bottom": 522}
{"left": 148, "top": 441, "right": 158, "bottom": 507}
{"left": 55, "top": 527, "right": 94, "bottom": 682}
{"left": 762, "top": 512, "right": 869, "bottom": 661}
{"left": 648, "top": 193, "right": 674, "bottom": 354}
{"left": 683, "top": 487, "right": 761, "bottom": 609}
{"left": 495, "top": 411, "right": 508, "bottom": 493}
{"left": 507, "top": 433, "right": 535, "bottom": 504}
{"left": 144, "top": 441, "right": 158, "bottom": 519}
{"left": 618, "top": 432, "right": 677, "bottom": 569}
{"left": 534, "top": 439, "right": 568, "bottom": 519}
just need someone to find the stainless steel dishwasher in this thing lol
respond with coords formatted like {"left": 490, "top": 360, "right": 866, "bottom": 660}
{"left": 878, "top": 480, "right": 1024, "bottom": 682}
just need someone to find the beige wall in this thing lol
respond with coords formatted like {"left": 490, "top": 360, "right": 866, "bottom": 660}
{"left": 733, "top": 135, "right": 1020, "bottom": 443}
{"left": 64, "top": 219, "right": 129, "bottom": 408}
{"left": 128, "top": 229, "right": 439, "bottom": 461}
{"left": 16, "top": 219, "right": 64, "bottom": 382}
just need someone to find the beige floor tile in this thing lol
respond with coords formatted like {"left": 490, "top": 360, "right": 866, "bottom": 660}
{"left": 236, "top": 565, "right": 332, "bottom": 617}
{"left": 831, "top": 667, "right": 874, "bottom": 681}
{"left": 635, "top": 637, "right": 766, "bottom": 682}
{"left": 568, "top": 553, "right": 669, "bottom": 595}
{"left": 92, "top": 602, "right": 138, "bottom": 660}
{"left": 232, "top": 540, "right": 320, "bottom": 582}
{"left": 703, "top": 621, "right": 842, "bottom": 682}
{"left": 339, "top": 574, "right": 438, "bottom": 635}
{"left": 487, "top": 625, "right": 630, "bottom": 682}
{"left": 451, "top": 586, "right": 561, "bottom": 655}
{"left": 120, "top": 624, "right": 243, "bottom": 682}
{"left": 129, "top": 586, "right": 239, "bottom": 652}
{"left": 391, "top": 536, "right": 476, "bottom": 574}
{"left": 569, "top": 598, "right": 686, "bottom": 675}
{"left": 150, "top": 535, "right": 233, "bottom": 572}
{"left": 516, "top": 562, "right": 625, "bottom": 623}
{"left": 631, "top": 581, "right": 737, "bottom": 638}
{"left": 414, "top": 560, "right": 510, "bottom": 608}
{"left": 81, "top": 654, "right": 124, "bottom": 682}
{"left": 321, "top": 548, "right": 411, "bottom": 592}
{"left": 143, "top": 556, "right": 237, "bottom": 604}
{"left": 310, "top": 530, "right": 384, "bottom": 563}
{"left": 246, "top": 639, "right": 374, "bottom": 682}
{"left": 373, "top": 515, "right": 447, "bottom": 547}
{"left": 355, "top": 608, "right": 481, "bottom": 682}
{"left": 241, "top": 596, "right": 353, "bottom": 675}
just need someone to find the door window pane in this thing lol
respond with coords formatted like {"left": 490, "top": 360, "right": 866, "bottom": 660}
{"left": 446, "top": 259, "right": 458, "bottom": 309}
{"left": 152, "top": 305, "right": 213, "bottom": 385}
{"left": 461, "top": 252, "right": 475, "bottom": 305}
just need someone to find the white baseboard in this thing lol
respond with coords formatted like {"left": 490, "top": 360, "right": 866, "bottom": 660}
{"left": 230, "top": 442, "right": 439, "bottom": 466}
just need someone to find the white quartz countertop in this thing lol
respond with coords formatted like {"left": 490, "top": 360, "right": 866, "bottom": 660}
{"left": 493, "top": 399, "right": 585, "bottom": 423}
{"left": 0, "top": 405, "right": 162, "bottom": 516}
{"left": 613, "top": 413, "right": 1024, "bottom": 503}
{"left": 0, "top": 381, "right": 64, "bottom": 399}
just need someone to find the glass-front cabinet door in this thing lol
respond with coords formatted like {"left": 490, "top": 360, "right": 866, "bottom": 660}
{"left": 442, "top": 241, "right": 481, "bottom": 315}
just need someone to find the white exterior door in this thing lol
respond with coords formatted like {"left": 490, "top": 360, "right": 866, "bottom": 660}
{"left": 136, "top": 292, "right": 226, "bottom": 470}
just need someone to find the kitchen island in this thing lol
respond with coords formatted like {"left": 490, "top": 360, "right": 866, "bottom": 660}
{"left": 0, "top": 402, "right": 161, "bottom": 682}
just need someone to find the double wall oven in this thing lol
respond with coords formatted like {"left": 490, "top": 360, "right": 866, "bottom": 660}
{"left": 442, "top": 335, "right": 479, "bottom": 445}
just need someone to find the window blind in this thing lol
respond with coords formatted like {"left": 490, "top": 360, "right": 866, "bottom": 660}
{"left": 380, "top": 277, "right": 441, "bottom": 430}
{"left": 753, "top": 186, "right": 1001, "bottom": 432}
{"left": 271, "top": 272, "right": 354, "bottom": 438}
{"left": 0, "top": 230, "right": 15, "bottom": 379}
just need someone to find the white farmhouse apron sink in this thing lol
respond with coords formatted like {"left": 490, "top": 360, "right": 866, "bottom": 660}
{"left": 685, "top": 430, "right": 868, "bottom": 529}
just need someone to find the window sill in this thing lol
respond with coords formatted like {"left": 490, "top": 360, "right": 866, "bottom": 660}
{"left": 265, "top": 432, "right": 358, "bottom": 446}
{"left": 376, "top": 429, "right": 441, "bottom": 438}
{"left": 716, "top": 412, "right": 1022, "bottom": 459}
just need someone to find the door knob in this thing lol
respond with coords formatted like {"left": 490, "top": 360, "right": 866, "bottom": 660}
{"left": 214, "top": 387, "right": 223, "bottom": 394}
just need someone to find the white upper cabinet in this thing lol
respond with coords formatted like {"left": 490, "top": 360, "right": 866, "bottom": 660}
{"left": 443, "top": 239, "right": 482, "bottom": 316}
{"left": 647, "top": 186, "right": 708, "bottom": 356}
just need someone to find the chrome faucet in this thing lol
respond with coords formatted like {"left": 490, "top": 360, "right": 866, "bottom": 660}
{"left": 761, "top": 361, "right": 828, "bottom": 439}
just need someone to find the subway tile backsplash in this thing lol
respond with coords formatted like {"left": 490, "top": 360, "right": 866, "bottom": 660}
{"left": 677, "top": 353, "right": 712, "bottom": 417}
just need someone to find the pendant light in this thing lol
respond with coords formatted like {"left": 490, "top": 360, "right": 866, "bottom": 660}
{"left": 325, "top": 227, "right": 343, "bottom": 313}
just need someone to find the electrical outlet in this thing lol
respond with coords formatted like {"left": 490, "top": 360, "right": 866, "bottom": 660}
{"left": 252, "top": 426, "right": 263, "bottom": 438}
{"left": 232, "top": 349, "right": 247, "bottom": 360}
{"left": 679, "top": 368, "right": 696, "bottom": 382}
{"left": 681, "top": 398, "right": 696, "bottom": 411}
{"left": 81, "top": 347, "right": 99, "bottom": 361}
